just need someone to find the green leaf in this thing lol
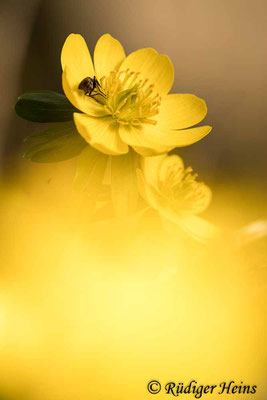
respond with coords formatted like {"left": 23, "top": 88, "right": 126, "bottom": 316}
{"left": 74, "top": 145, "right": 108, "bottom": 192}
{"left": 111, "top": 150, "right": 140, "bottom": 217}
{"left": 14, "top": 91, "right": 80, "bottom": 122}
{"left": 23, "top": 122, "right": 87, "bottom": 162}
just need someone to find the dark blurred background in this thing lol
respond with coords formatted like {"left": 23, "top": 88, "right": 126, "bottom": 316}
{"left": 1, "top": 0, "right": 267, "bottom": 185}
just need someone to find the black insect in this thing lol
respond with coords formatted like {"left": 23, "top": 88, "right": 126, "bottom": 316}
{"left": 78, "top": 76, "right": 106, "bottom": 99}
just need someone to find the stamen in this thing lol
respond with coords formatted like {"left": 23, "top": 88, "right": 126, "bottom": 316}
{"left": 138, "top": 118, "right": 157, "bottom": 125}
{"left": 101, "top": 69, "right": 161, "bottom": 126}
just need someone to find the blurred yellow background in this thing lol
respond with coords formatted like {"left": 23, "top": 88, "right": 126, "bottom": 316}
{"left": 0, "top": 163, "right": 266, "bottom": 399}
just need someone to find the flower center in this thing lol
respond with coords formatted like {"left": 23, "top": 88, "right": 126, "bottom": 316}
{"left": 99, "top": 70, "right": 161, "bottom": 126}
{"left": 160, "top": 166, "right": 209, "bottom": 213}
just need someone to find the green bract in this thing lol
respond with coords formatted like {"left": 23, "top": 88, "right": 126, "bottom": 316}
{"left": 15, "top": 91, "right": 80, "bottom": 122}
{"left": 23, "top": 122, "right": 86, "bottom": 163}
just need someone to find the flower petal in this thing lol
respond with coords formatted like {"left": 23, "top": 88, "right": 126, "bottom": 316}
{"left": 137, "top": 170, "right": 218, "bottom": 243}
{"left": 61, "top": 34, "right": 95, "bottom": 83}
{"left": 111, "top": 151, "right": 139, "bottom": 217}
{"left": 74, "top": 113, "right": 129, "bottom": 155}
{"left": 74, "top": 145, "right": 108, "bottom": 192}
{"left": 119, "top": 124, "right": 172, "bottom": 156}
{"left": 155, "top": 94, "right": 208, "bottom": 129}
{"left": 141, "top": 155, "right": 167, "bottom": 187}
{"left": 94, "top": 34, "right": 126, "bottom": 79}
{"left": 158, "top": 154, "right": 184, "bottom": 184}
{"left": 130, "top": 145, "right": 167, "bottom": 157}
{"left": 62, "top": 67, "right": 109, "bottom": 117}
{"left": 119, "top": 123, "right": 212, "bottom": 155}
{"left": 136, "top": 169, "right": 162, "bottom": 207}
{"left": 119, "top": 48, "right": 174, "bottom": 96}
{"left": 163, "top": 213, "right": 219, "bottom": 243}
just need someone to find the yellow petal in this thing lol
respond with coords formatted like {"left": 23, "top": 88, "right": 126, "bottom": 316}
{"left": 111, "top": 151, "right": 139, "bottom": 217}
{"left": 119, "top": 124, "right": 172, "bottom": 156}
{"left": 236, "top": 220, "right": 267, "bottom": 247}
{"left": 119, "top": 48, "right": 174, "bottom": 96}
{"left": 61, "top": 33, "right": 95, "bottom": 83}
{"left": 131, "top": 145, "right": 167, "bottom": 157}
{"left": 119, "top": 123, "right": 212, "bottom": 155}
{"left": 74, "top": 113, "right": 129, "bottom": 155}
{"left": 164, "top": 213, "right": 219, "bottom": 243}
{"left": 94, "top": 34, "right": 126, "bottom": 79}
{"left": 62, "top": 67, "right": 109, "bottom": 117}
{"left": 136, "top": 169, "right": 161, "bottom": 207}
{"left": 158, "top": 154, "right": 212, "bottom": 214}
{"left": 155, "top": 94, "right": 207, "bottom": 129}
{"left": 141, "top": 155, "right": 167, "bottom": 187}
{"left": 136, "top": 169, "right": 148, "bottom": 202}
{"left": 74, "top": 145, "right": 108, "bottom": 192}
{"left": 190, "top": 184, "right": 212, "bottom": 214}
{"left": 137, "top": 172, "right": 218, "bottom": 243}
{"left": 158, "top": 154, "right": 184, "bottom": 184}
{"left": 147, "top": 124, "right": 212, "bottom": 148}
{"left": 62, "top": 67, "right": 108, "bottom": 117}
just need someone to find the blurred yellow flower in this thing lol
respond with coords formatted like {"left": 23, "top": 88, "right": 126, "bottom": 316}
{"left": 138, "top": 154, "right": 218, "bottom": 242}
{"left": 61, "top": 34, "right": 212, "bottom": 156}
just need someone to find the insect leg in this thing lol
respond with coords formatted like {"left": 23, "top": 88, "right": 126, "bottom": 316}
{"left": 95, "top": 86, "right": 107, "bottom": 98}
{"left": 94, "top": 78, "right": 107, "bottom": 98}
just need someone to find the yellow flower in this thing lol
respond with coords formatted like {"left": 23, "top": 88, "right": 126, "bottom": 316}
{"left": 61, "top": 34, "right": 212, "bottom": 156}
{"left": 137, "top": 154, "right": 218, "bottom": 242}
